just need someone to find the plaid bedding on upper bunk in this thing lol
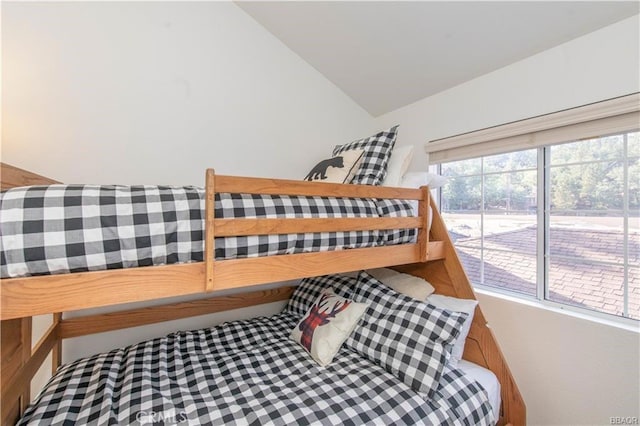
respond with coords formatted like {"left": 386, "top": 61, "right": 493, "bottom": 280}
{"left": 18, "top": 312, "right": 494, "bottom": 426}
{"left": 0, "top": 185, "right": 416, "bottom": 278}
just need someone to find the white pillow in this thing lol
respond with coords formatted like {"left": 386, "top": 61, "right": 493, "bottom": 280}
{"left": 304, "top": 149, "right": 365, "bottom": 183}
{"left": 366, "top": 268, "right": 435, "bottom": 301}
{"left": 426, "top": 294, "right": 478, "bottom": 367}
{"left": 400, "top": 171, "right": 444, "bottom": 218}
{"left": 382, "top": 145, "right": 414, "bottom": 187}
{"left": 290, "top": 289, "right": 368, "bottom": 366}
{"left": 400, "top": 171, "right": 447, "bottom": 189}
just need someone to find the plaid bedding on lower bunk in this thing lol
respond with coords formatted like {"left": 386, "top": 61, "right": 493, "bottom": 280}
{"left": 0, "top": 185, "right": 416, "bottom": 278}
{"left": 18, "top": 313, "right": 494, "bottom": 426}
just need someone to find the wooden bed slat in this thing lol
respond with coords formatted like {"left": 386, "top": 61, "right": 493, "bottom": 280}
{"left": 59, "top": 286, "right": 294, "bottom": 339}
{"left": 205, "top": 169, "right": 216, "bottom": 291}
{"left": 215, "top": 174, "right": 423, "bottom": 200}
{"left": 1, "top": 263, "right": 206, "bottom": 320}
{"left": 1, "top": 242, "right": 446, "bottom": 320}
{"left": 210, "top": 243, "right": 425, "bottom": 292}
{"left": 214, "top": 216, "right": 423, "bottom": 236}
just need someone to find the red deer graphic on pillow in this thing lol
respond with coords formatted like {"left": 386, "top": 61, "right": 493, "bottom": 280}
{"left": 298, "top": 293, "right": 351, "bottom": 352}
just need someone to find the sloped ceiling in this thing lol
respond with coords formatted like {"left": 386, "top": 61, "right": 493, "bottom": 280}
{"left": 238, "top": 1, "right": 640, "bottom": 116}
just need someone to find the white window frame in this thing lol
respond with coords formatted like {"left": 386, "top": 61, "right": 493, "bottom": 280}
{"left": 427, "top": 94, "right": 640, "bottom": 325}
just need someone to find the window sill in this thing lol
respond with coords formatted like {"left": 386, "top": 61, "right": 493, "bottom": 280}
{"left": 474, "top": 286, "right": 640, "bottom": 333}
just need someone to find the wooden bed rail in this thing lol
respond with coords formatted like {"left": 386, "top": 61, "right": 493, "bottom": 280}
{"left": 0, "top": 288, "right": 292, "bottom": 425}
{"left": 58, "top": 286, "right": 294, "bottom": 339}
{"left": 204, "top": 169, "right": 431, "bottom": 291}
{"left": 1, "top": 168, "right": 438, "bottom": 320}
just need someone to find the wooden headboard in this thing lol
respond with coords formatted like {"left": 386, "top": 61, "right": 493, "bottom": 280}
{"left": 1, "top": 162, "right": 60, "bottom": 190}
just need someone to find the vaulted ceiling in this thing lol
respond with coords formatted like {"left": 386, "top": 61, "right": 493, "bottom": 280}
{"left": 238, "top": 1, "right": 640, "bottom": 116}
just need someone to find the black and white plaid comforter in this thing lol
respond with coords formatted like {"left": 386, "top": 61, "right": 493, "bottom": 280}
{"left": 0, "top": 185, "right": 416, "bottom": 278}
{"left": 18, "top": 313, "right": 494, "bottom": 425}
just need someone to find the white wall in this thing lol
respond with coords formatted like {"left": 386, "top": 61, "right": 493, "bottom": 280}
{"left": 377, "top": 14, "right": 640, "bottom": 171}
{"left": 1, "top": 2, "right": 374, "bottom": 185}
{"left": 478, "top": 292, "right": 640, "bottom": 426}
{"left": 375, "top": 15, "right": 640, "bottom": 425}
{"left": 1, "top": 1, "right": 376, "bottom": 398}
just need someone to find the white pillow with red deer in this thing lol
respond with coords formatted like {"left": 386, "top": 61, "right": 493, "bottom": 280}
{"left": 290, "top": 289, "right": 368, "bottom": 367}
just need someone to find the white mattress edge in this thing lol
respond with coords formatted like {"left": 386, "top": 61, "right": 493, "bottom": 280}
{"left": 457, "top": 359, "right": 501, "bottom": 423}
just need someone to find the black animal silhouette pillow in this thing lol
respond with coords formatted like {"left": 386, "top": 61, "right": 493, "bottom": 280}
{"left": 332, "top": 125, "right": 399, "bottom": 185}
{"left": 304, "top": 149, "right": 365, "bottom": 183}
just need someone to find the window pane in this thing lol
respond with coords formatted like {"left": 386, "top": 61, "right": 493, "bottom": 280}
{"left": 484, "top": 170, "right": 537, "bottom": 213}
{"left": 455, "top": 246, "right": 536, "bottom": 296}
{"left": 628, "top": 131, "right": 639, "bottom": 158}
{"left": 481, "top": 248, "right": 536, "bottom": 296}
{"left": 546, "top": 135, "right": 633, "bottom": 319}
{"left": 443, "top": 212, "right": 482, "bottom": 248}
{"left": 456, "top": 247, "right": 482, "bottom": 284}
{"left": 548, "top": 259, "right": 624, "bottom": 317}
{"left": 441, "top": 158, "right": 481, "bottom": 177}
{"left": 442, "top": 175, "right": 481, "bottom": 247}
{"left": 630, "top": 235, "right": 639, "bottom": 319}
{"left": 442, "top": 175, "right": 481, "bottom": 211}
{"left": 550, "top": 134, "right": 624, "bottom": 165}
{"left": 548, "top": 224, "right": 624, "bottom": 263}
{"left": 629, "top": 155, "right": 639, "bottom": 212}
{"left": 484, "top": 149, "right": 536, "bottom": 173}
{"left": 630, "top": 229, "right": 639, "bottom": 266}
{"left": 483, "top": 221, "right": 537, "bottom": 255}
{"left": 441, "top": 152, "right": 537, "bottom": 298}
{"left": 550, "top": 162, "right": 624, "bottom": 213}
{"left": 629, "top": 267, "right": 640, "bottom": 320}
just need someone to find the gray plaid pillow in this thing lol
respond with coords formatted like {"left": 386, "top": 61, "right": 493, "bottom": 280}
{"left": 284, "top": 274, "right": 358, "bottom": 316}
{"left": 346, "top": 271, "right": 467, "bottom": 397}
{"left": 332, "top": 125, "right": 399, "bottom": 186}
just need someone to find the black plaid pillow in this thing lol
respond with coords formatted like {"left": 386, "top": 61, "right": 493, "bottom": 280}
{"left": 332, "top": 125, "right": 399, "bottom": 186}
{"left": 284, "top": 274, "right": 359, "bottom": 316}
{"left": 346, "top": 271, "right": 467, "bottom": 398}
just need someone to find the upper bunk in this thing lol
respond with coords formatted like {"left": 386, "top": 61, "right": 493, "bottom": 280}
{"left": 0, "top": 164, "right": 445, "bottom": 320}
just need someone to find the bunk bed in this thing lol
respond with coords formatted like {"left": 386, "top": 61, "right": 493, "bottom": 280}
{"left": 0, "top": 162, "right": 526, "bottom": 425}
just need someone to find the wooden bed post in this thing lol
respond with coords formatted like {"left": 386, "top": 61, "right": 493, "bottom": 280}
{"left": 417, "top": 186, "right": 430, "bottom": 262}
{"left": 205, "top": 168, "right": 216, "bottom": 292}
{"left": 1, "top": 317, "right": 32, "bottom": 425}
{"left": 1, "top": 164, "right": 65, "bottom": 423}
{"left": 52, "top": 313, "right": 62, "bottom": 374}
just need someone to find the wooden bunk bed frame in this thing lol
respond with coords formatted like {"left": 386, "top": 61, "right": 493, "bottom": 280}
{"left": 0, "top": 162, "right": 526, "bottom": 425}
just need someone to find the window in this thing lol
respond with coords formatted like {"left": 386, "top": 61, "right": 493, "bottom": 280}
{"left": 440, "top": 151, "right": 538, "bottom": 297}
{"left": 426, "top": 94, "right": 639, "bottom": 321}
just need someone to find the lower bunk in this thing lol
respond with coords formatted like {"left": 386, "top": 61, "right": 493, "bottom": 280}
{"left": 19, "top": 297, "right": 496, "bottom": 426}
